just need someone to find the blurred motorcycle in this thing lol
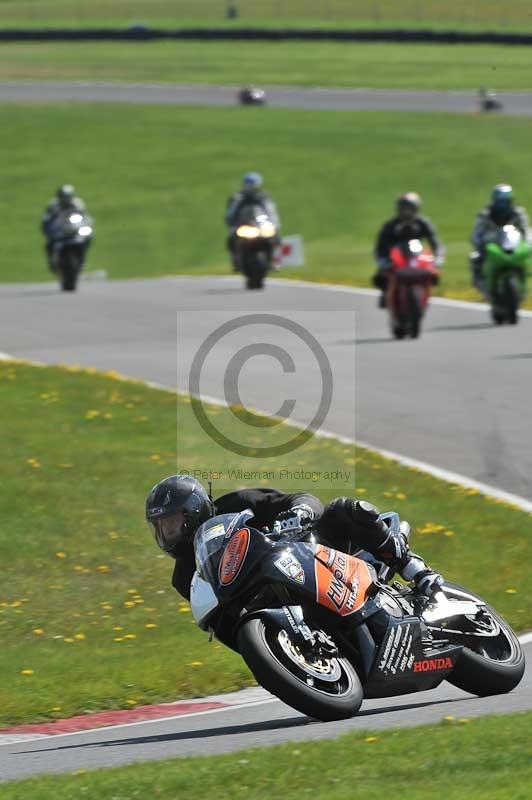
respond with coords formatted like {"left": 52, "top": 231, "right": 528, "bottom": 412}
{"left": 386, "top": 239, "right": 440, "bottom": 339}
{"left": 239, "top": 87, "right": 266, "bottom": 106}
{"left": 233, "top": 205, "right": 278, "bottom": 289}
{"left": 49, "top": 210, "right": 93, "bottom": 291}
{"left": 481, "top": 225, "right": 530, "bottom": 325}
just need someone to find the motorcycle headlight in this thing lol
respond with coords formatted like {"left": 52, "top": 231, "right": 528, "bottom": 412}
{"left": 259, "top": 221, "right": 276, "bottom": 238}
{"left": 69, "top": 214, "right": 83, "bottom": 224}
{"left": 236, "top": 225, "right": 260, "bottom": 239}
{"left": 79, "top": 226, "right": 93, "bottom": 236}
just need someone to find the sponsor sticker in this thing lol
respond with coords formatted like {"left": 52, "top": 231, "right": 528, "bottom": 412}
{"left": 314, "top": 545, "right": 373, "bottom": 616}
{"left": 219, "top": 528, "right": 250, "bottom": 586}
{"left": 413, "top": 657, "right": 453, "bottom": 673}
{"left": 275, "top": 553, "right": 305, "bottom": 585}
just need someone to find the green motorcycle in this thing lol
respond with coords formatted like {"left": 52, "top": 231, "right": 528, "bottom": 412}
{"left": 482, "top": 225, "right": 530, "bottom": 325}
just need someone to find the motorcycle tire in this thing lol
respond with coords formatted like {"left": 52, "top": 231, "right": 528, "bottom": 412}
{"left": 407, "top": 287, "right": 422, "bottom": 339}
{"left": 442, "top": 582, "right": 525, "bottom": 696}
{"left": 505, "top": 276, "right": 520, "bottom": 325}
{"left": 60, "top": 249, "right": 82, "bottom": 292}
{"left": 237, "top": 616, "right": 363, "bottom": 721}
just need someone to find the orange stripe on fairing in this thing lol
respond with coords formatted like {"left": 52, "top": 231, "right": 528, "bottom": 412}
{"left": 314, "top": 544, "right": 373, "bottom": 616}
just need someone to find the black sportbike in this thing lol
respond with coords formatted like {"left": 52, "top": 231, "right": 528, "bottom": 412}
{"left": 232, "top": 204, "right": 278, "bottom": 289}
{"left": 190, "top": 510, "right": 524, "bottom": 721}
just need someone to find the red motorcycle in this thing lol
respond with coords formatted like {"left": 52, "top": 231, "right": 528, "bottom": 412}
{"left": 386, "top": 239, "right": 439, "bottom": 339}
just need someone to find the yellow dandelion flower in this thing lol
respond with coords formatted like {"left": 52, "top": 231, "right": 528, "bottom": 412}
{"left": 125, "top": 699, "right": 136, "bottom": 706}
{"left": 55, "top": 552, "right": 67, "bottom": 559}
{"left": 27, "top": 458, "right": 41, "bottom": 468}
{"left": 149, "top": 454, "right": 161, "bottom": 461}
{"left": 51, "top": 706, "right": 62, "bottom": 712}
{"left": 179, "top": 607, "right": 191, "bottom": 613}
{"left": 63, "top": 637, "right": 74, "bottom": 643}
{"left": 145, "top": 623, "right": 157, "bottom": 629}
{"left": 114, "top": 637, "right": 124, "bottom": 642}
{"left": 443, "top": 715, "right": 455, "bottom": 722}
{"left": 11, "top": 601, "right": 21, "bottom": 608}
{"left": 127, "top": 589, "right": 138, "bottom": 594}
{"left": 505, "top": 588, "right": 517, "bottom": 594}
{"left": 188, "top": 661, "right": 203, "bottom": 667}
{"left": 124, "top": 601, "right": 135, "bottom": 608}
{"left": 74, "top": 633, "right": 86, "bottom": 641}
{"left": 396, "top": 492, "right": 407, "bottom": 500}
{"left": 85, "top": 410, "right": 100, "bottom": 420}
{"left": 103, "top": 412, "right": 113, "bottom": 420}
{"left": 96, "top": 565, "right": 110, "bottom": 573}
{"left": 113, "top": 626, "right": 123, "bottom": 631}
{"left": 73, "top": 565, "right": 84, "bottom": 572}
{"left": 108, "top": 532, "right": 120, "bottom": 540}
{"left": 33, "top": 628, "right": 44, "bottom": 635}
{"left": 124, "top": 634, "right": 136, "bottom": 639}
{"left": 364, "top": 736, "right": 378, "bottom": 743}
{"left": 20, "top": 669, "right": 34, "bottom": 676}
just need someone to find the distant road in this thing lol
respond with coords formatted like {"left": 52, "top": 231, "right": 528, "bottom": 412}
{"left": 0, "top": 80, "right": 531, "bottom": 114}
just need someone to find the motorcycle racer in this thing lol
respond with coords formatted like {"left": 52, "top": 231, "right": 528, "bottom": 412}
{"left": 225, "top": 172, "right": 280, "bottom": 271}
{"left": 145, "top": 475, "right": 442, "bottom": 601}
{"left": 470, "top": 184, "right": 530, "bottom": 292}
{"left": 41, "top": 184, "right": 91, "bottom": 271}
{"left": 373, "top": 193, "right": 443, "bottom": 308}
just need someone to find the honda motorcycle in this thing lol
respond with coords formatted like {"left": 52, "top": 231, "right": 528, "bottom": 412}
{"left": 49, "top": 210, "right": 93, "bottom": 291}
{"left": 233, "top": 205, "right": 278, "bottom": 289}
{"left": 482, "top": 225, "right": 530, "bottom": 325}
{"left": 387, "top": 240, "right": 439, "bottom": 339}
{"left": 190, "top": 510, "right": 524, "bottom": 721}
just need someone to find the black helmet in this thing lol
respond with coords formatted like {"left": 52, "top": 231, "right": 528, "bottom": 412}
{"left": 57, "top": 184, "right": 75, "bottom": 208}
{"left": 145, "top": 475, "right": 214, "bottom": 556}
{"left": 396, "top": 191, "right": 421, "bottom": 217}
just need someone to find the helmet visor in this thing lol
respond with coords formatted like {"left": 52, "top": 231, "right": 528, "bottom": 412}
{"left": 149, "top": 510, "right": 186, "bottom": 554}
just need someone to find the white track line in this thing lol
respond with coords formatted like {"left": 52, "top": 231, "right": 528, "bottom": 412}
{"left": 1, "top": 352, "right": 531, "bottom": 513}
{"left": 2, "top": 636, "right": 531, "bottom": 746}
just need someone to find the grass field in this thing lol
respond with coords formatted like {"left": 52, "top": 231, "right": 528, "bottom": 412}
{"left": 1, "top": 360, "right": 530, "bottom": 727}
{"left": 3, "top": 713, "right": 532, "bottom": 798}
{"left": 2, "top": 103, "right": 532, "bottom": 306}
{"left": 2, "top": 40, "right": 532, "bottom": 90}
{"left": 1, "top": 0, "right": 532, "bottom": 31}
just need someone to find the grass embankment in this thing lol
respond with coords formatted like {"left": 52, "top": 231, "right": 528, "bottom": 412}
{"left": 1, "top": 0, "right": 532, "bottom": 31}
{"left": 3, "top": 104, "right": 532, "bottom": 306}
{"left": 1, "top": 40, "right": 532, "bottom": 90}
{"left": 1, "top": 360, "right": 530, "bottom": 727}
{"left": 3, "top": 713, "right": 532, "bottom": 798}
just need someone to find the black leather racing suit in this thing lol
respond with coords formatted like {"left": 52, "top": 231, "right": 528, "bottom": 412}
{"left": 373, "top": 214, "right": 442, "bottom": 288}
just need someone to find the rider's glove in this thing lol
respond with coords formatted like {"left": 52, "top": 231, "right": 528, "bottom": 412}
{"left": 272, "top": 504, "right": 315, "bottom": 537}
{"left": 402, "top": 556, "right": 443, "bottom": 599}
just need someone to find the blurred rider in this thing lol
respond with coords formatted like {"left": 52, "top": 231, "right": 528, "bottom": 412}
{"left": 225, "top": 172, "right": 280, "bottom": 271}
{"left": 470, "top": 184, "right": 529, "bottom": 292}
{"left": 146, "top": 474, "right": 443, "bottom": 602}
{"left": 373, "top": 192, "right": 443, "bottom": 308}
{"left": 41, "top": 184, "right": 89, "bottom": 271}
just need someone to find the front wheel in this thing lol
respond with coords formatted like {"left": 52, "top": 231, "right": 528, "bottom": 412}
{"left": 237, "top": 617, "right": 363, "bottom": 721}
{"left": 441, "top": 582, "right": 525, "bottom": 696}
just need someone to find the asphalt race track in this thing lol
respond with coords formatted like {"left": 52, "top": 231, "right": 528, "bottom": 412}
{"left": 0, "top": 81, "right": 531, "bottom": 114}
{"left": 1, "top": 276, "right": 531, "bottom": 501}
{"left": 0, "top": 639, "right": 531, "bottom": 781}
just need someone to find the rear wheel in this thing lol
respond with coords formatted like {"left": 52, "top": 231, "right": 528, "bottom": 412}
{"left": 237, "top": 616, "right": 363, "bottom": 721}
{"left": 441, "top": 582, "right": 525, "bottom": 696}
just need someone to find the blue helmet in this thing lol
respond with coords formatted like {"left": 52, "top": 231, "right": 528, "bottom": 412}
{"left": 242, "top": 172, "right": 263, "bottom": 192}
{"left": 491, "top": 184, "right": 513, "bottom": 212}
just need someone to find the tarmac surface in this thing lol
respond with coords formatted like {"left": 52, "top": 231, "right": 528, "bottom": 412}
{"left": 0, "top": 80, "right": 531, "bottom": 114}
{"left": 1, "top": 639, "right": 531, "bottom": 781}
{"left": 1, "top": 275, "right": 531, "bottom": 500}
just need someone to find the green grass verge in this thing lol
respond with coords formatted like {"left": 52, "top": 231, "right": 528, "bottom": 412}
{"left": 2, "top": 40, "right": 532, "bottom": 90}
{"left": 3, "top": 713, "right": 532, "bottom": 798}
{"left": 2, "top": 103, "right": 532, "bottom": 307}
{"left": 1, "top": 360, "right": 530, "bottom": 727}
{"left": 1, "top": 0, "right": 532, "bottom": 31}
